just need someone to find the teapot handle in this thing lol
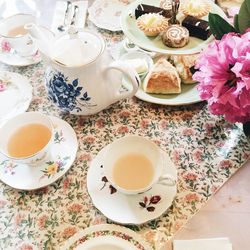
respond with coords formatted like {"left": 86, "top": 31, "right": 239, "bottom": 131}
{"left": 106, "top": 60, "right": 140, "bottom": 101}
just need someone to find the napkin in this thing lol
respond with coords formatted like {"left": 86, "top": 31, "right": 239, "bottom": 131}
{"left": 173, "top": 237, "right": 232, "bottom": 250}
{"left": 51, "top": 1, "right": 88, "bottom": 34}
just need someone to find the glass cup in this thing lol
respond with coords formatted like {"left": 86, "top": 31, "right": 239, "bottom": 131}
{"left": 103, "top": 135, "right": 176, "bottom": 195}
{"left": 0, "top": 112, "right": 53, "bottom": 166}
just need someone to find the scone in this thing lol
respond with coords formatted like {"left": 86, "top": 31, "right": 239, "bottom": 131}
{"left": 143, "top": 57, "right": 181, "bottom": 94}
{"left": 170, "top": 54, "right": 199, "bottom": 84}
{"left": 136, "top": 13, "right": 169, "bottom": 36}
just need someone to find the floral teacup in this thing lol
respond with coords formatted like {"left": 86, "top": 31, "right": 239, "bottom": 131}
{"left": 0, "top": 112, "right": 54, "bottom": 166}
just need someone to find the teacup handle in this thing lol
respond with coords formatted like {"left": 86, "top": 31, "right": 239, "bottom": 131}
{"left": 158, "top": 174, "right": 176, "bottom": 186}
{"left": 107, "top": 60, "right": 140, "bottom": 101}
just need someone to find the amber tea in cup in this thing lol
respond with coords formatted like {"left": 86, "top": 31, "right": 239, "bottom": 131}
{"left": 7, "top": 25, "right": 28, "bottom": 37}
{"left": 0, "top": 112, "right": 53, "bottom": 165}
{"left": 104, "top": 135, "right": 176, "bottom": 195}
{"left": 7, "top": 123, "right": 52, "bottom": 158}
{"left": 113, "top": 153, "right": 154, "bottom": 190}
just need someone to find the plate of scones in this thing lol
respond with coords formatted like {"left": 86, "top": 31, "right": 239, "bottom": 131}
{"left": 122, "top": 53, "right": 201, "bottom": 105}
{"left": 121, "top": 0, "right": 226, "bottom": 105}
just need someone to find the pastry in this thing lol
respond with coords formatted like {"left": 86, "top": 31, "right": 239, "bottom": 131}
{"left": 182, "top": 15, "right": 210, "bottom": 40}
{"left": 160, "top": 0, "right": 172, "bottom": 11}
{"left": 136, "top": 13, "right": 169, "bottom": 37}
{"left": 161, "top": 25, "right": 189, "bottom": 48}
{"left": 180, "top": 0, "right": 211, "bottom": 18}
{"left": 135, "top": 4, "right": 172, "bottom": 19}
{"left": 170, "top": 54, "right": 199, "bottom": 84}
{"left": 143, "top": 57, "right": 181, "bottom": 94}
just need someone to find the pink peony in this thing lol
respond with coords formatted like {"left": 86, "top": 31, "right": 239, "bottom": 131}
{"left": 193, "top": 31, "right": 250, "bottom": 123}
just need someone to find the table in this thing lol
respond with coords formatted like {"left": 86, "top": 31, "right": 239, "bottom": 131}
{"left": 0, "top": 1, "right": 249, "bottom": 249}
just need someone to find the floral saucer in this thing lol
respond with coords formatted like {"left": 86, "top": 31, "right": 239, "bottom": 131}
{"left": 0, "top": 71, "right": 32, "bottom": 125}
{"left": 0, "top": 49, "right": 41, "bottom": 67}
{"left": 87, "top": 144, "right": 177, "bottom": 225}
{"left": 60, "top": 224, "right": 153, "bottom": 250}
{"left": 88, "top": 0, "right": 133, "bottom": 31}
{"left": 0, "top": 116, "right": 78, "bottom": 190}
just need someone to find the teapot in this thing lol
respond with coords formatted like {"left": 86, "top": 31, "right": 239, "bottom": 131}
{"left": 29, "top": 27, "right": 139, "bottom": 115}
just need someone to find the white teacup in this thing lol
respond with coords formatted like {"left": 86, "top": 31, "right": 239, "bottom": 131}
{"left": 104, "top": 135, "right": 176, "bottom": 195}
{"left": 0, "top": 112, "right": 53, "bottom": 166}
{"left": 0, "top": 14, "right": 37, "bottom": 57}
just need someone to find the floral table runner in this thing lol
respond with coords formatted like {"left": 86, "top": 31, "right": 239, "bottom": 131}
{"left": 0, "top": 11, "right": 250, "bottom": 250}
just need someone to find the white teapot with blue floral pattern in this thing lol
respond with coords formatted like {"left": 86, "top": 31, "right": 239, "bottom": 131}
{"left": 34, "top": 28, "right": 139, "bottom": 115}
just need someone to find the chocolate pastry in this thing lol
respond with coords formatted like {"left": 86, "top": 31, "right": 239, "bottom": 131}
{"left": 161, "top": 25, "right": 189, "bottom": 48}
{"left": 135, "top": 4, "right": 172, "bottom": 19}
{"left": 182, "top": 15, "right": 210, "bottom": 40}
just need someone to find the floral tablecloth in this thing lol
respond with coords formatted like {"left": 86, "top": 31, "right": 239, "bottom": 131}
{"left": 0, "top": 11, "right": 250, "bottom": 250}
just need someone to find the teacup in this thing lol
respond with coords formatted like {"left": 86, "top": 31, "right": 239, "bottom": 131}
{"left": 103, "top": 135, "right": 176, "bottom": 195}
{"left": 0, "top": 112, "right": 54, "bottom": 166}
{"left": 0, "top": 14, "right": 37, "bottom": 57}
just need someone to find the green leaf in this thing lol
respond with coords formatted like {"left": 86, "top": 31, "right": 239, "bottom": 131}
{"left": 234, "top": 14, "right": 240, "bottom": 32}
{"left": 238, "top": 0, "right": 250, "bottom": 33}
{"left": 209, "top": 13, "right": 237, "bottom": 40}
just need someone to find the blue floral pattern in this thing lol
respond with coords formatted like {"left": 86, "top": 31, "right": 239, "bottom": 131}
{"left": 45, "top": 71, "right": 96, "bottom": 112}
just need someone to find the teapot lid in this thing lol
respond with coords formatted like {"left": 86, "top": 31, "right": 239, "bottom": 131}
{"left": 51, "top": 29, "right": 104, "bottom": 67}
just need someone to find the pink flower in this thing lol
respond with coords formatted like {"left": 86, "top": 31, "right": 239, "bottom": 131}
{"left": 172, "top": 150, "right": 180, "bottom": 164}
{"left": 185, "top": 193, "right": 199, "bottom": 203}
{"left": 184, "top": 173, "right": 198, "bottom": 181}
{"left": 0, "top": 200, "right": 7, "bottom": 208}
{"left": 95, "top": 118, "right": 105, "bottom": 128}
{"left": 18, "top": 243, "right": 33, "bottom": 250}
{"left": 193, "top": 31, "right": 250, "bottom": 123}
{"left": 219, "top": 160, "right": 233, "bottom": 169}
{"left": 83, "top": 136, "right": 95, "bottom": 144}
{"left": 193, "top": 149, "right": 202, "bottom": 162}
{"left": 140, "top": 119, "right": 150, "bottom": 129}
{"left": 78, "top": 153, "right": 92, "bottom": 162}
{"left": 14, "top": 213, "right": 25, "bottom": 227}
{"left": 61, "top": 226, "right": 77, "bottom": 239}
{"left": 119, "top": 110, "right": 130, "bottom": 118}
{"left": 38, "top": 215, "right": 48, "bottom": 229}
{"left": 182, "top": 128, "right": 195, "bottom": 136}
{"left": 68, "top": 203, "right": 83, "bottom": 213}
{"left": 117, "top": 126, "right": 129, "bottom": 134}
{"left": 0, "top": 83, "right": 5, "bottom": 92}
{"left": 1, "top": 39, "right": 11, "bottom": 52}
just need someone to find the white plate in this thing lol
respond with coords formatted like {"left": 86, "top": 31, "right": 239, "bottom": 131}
{"left": 88, "top": 0, "right": 134, "bottom": 31}
{"left": 0, "top": 50, "right": 41, "bottom": 66}
{"left": 122, "top": 72, "right": 201, "bottom": 106}
{"left": 0, "top": 71, "right": 32, "bottom": 124}
{"left": 120, "top": 0, "right": 227, "bottom": 54}
{"left": 60, "top": 224, "right": 153, "bottom": 250}
{"left": 0, "top": 116, "right": 78, "bottom": 190}
{"left": 87, "top": 144, "right": 177, "bottom": 225}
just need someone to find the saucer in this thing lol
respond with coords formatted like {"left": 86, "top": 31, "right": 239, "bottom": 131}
{"left": 88, "top": 0, "right": 132, "bottom": 31}
{"left": 60, "top": 224, "right": 153, "bottom": 250}
{"left": 0, "top": 71, "right": 32, "bottom": 124}
{"left": 87, "top": 144, "right": 177, "bottom": 225}
{"left": 0, "top": 116, "right": 78, "bottom": 190}
{"left": 0, "top": 49, "right": 41, "bottom": 67}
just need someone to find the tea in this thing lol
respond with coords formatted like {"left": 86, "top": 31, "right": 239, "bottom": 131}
{"left": 7, "top": 25, "right": 27, "bottom": 37}
{"left": 7, "top": 123, "right": 51, "bottom": 158}
{"left": 112, "top": 153, "right": 154, "bottom": 190}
